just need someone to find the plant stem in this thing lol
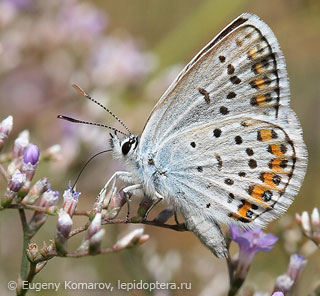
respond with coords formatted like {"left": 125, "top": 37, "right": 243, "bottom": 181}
{"left": 18, "top": 262, "right": 37, "bottom": 296}
{"left": 228, "top": 277, "right": 244, "bottom": 296}
{"left": 0, "top": 163, "right": 9, "bottom": 183}
{"left": 18, "top": 209, "right": 32, "bottom": 296}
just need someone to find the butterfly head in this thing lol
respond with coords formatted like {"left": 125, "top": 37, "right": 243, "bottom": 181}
{"left": 110, "top": 133, "right": 139, "bottom": 160}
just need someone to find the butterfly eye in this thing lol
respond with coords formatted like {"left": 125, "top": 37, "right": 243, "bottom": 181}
{"left": 121, "top": 141, "right": 132, "bottom": 155}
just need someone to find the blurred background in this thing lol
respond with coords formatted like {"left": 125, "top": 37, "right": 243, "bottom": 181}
{"left": 0, "top": 0, "right": 319, "bottom": 295}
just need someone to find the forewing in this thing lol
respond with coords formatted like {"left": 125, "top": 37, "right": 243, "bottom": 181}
{"left": 140, "top": 13, "right": 291, "bottom": 154}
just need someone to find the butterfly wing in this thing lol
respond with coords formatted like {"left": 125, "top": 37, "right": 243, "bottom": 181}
{"left": 137, "top": 13, "right": 307, "bottom": 256}
{"left": 140, "top": 13, "right": 293, "bottom": 149}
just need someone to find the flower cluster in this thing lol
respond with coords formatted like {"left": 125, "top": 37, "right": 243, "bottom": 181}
{"left": 296, "top": 208, "right": 320, "bottom": 247}
{"left": 0, "top": 114, "right": 150, "bottom": 295}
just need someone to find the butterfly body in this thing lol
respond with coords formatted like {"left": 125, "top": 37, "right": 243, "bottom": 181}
{"left": 106, "top": 13, "right": 307, "bottom": 258}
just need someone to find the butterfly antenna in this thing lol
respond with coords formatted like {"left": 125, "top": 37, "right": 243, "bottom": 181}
{"left": 71, "top": 149, "right": 112, "bottom": 190}
{"left": 57, "top": 115, "right": 127, "bottom": 136}
{"left": 72, "top": 84, "right": 131, "bottom": 135}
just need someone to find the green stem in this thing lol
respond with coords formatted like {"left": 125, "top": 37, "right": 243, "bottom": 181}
{"left": 18, "top": 209, "right": 32, "bottom": 296}
{"left": 18, "top": 263, "right": 37, "bottom": 296}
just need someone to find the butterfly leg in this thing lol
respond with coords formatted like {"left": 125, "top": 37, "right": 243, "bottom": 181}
{"left": 97, "top": 171, "right": 133, "bottom": 204}
{"left": 174, "top": 211, "right": 180, "bottom": 225}
{"left": 122, "top": 184, "right": 143, "bottom": 222}
{"left": 142, "top": 191, "right": 164, "bottom": 220}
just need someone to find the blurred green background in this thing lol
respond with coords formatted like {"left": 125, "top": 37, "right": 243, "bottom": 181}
{"left": 0, "top": 0, "right": 319, "bottom": 295}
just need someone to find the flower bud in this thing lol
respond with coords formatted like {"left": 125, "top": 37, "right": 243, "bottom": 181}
{"left": 13, "top": 130, "right": 29, "bottom": 159}
{"left": 28, "top": 189, "right": 60, "bottom": 233}
{"left": 26, "top": 243, "right": 39, "bottom": 261}
{"left": 86, "top": 213, "right": 102, "bottom": 240}
{"left": 23, "top": 144, "right": 40, "bottom": 165}
{"left": 287, "top": 254, "right": 307, "bottom": 282}
{"left": 113, "top": 228, "right": 145, "bottom": 251}
{"left": 62, "top": 185, "right": 80, "bottom": 217}
{"left": 7, "top": 130, "right": 29, "bottom": 176}
{"left": 274, "top": 274, "right": 294, "bottom": 294}
{"left": 22, "top": 177, "right": 50, "bottom": 205}
{"left": 89, "top": 229, "right": 105, "bottom": 254}
{"left": 301, "top": 211, "right": 311, "bottom": 236}
{"left": 311, "top": 208, "right": 320, "bottom": 229}
{"left": 55, "top": 210, "right": 73, "bottom": 255}
{"left": 0, "top": 115, "right": 13, "bottom": 150}
{"left": 138, "top": 234, "right": 150, "bottom": 245}
{"left": 311, "top": 208, "right": 320, "bottom": 244}
{"left": 1, "top": 170, "right": 26, "bottom": 207}
{"left": 21, "top": 144, "right": 40, "bottom": 185}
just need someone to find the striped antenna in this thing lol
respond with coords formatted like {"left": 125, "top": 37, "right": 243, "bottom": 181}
{"left": 72, "top": 84, "right": 131, "bottom": 135}
{"left": 57, "top": 115, "right": 127, "bottom": 136}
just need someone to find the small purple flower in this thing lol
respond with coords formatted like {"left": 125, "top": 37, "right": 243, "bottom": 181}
{"left": 230, "top": 225, "right": 278, "bottom": 278}
{"left": 13, "top": 130, "right": 29, "bottom": 159}
{"left": 1, "top": 169, "right": 26, "bottom": 207}
{"left": 273, "top": 253, "right": 307, "bottom": 294}
{"left": 38, "top": 189, "right": 60, "bottom": 208}
{"left": 272, "top": 292, "right": 284, "bottom": 296}
{"left": 62, "top": 185, "right": 80, "bottom": 217}
{"left": 28, "top": 188, "right": 59, "bottom": 232}
{"left": 23, "top": 144, "right": 40, "bottom": 165}
{"left": 287, "top": 254, "right": 307, "bottom": 282}
{"left": 8, "top": 169, "right": 26, "bottom": 192}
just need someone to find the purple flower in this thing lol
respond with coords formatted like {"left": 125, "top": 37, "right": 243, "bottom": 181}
{"left": 62, "top": 185, "right": 80, "bottom": 217}
{"left": 273, "top": 253, "right": 307, "bottom": 294}
{"left": 287, "top": 254, "right": 307, "bottom": 282}
{"left": 23, "top": 144, "right": 40, "bottom": 165}
{"left": 38, "top": 189, "right": 60, "bottom": 208}
{"left": 8, "top": 169, "right": 26, "bottom": 192}
{"left": 230, "top": 225, "right": 278, "bottom": 278}
{"left": 13, "top": 130, "right": 29, "bottom": 160}
{"left": 1, "top": 169, "right": 26, "bottom": 207}
{"left": 272, "top": 292, "right": 284, "bottom": 296}
{"left": 230, "top": 225, "right": 278, "bottom": 253}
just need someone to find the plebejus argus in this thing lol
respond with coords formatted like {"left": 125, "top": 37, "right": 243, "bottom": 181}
{"left": 62, "top": 13, "right": 308, "bottom": 258}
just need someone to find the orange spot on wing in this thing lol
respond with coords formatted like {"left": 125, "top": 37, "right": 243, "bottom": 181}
{"left": 254, "top": 78, "right": 266, "bottom": 89}
{"left": 248, "top": 49, "right": 258, "bottom": 59}
{"left": 269, "top": 144, "right": 283, "bottom": 156}
{"left": 248, "top": 185, "right": 273, "bottom": 208}
{"left": 261, "top": 172, "right": 277, "bottom": 188}
{"left": 256, "top": 94, "right": 266, "bottom": 106}
{"left": 254, "top": 63, "right": 264, "bottom": 74}
{"left": 269, "top": 158, "right": 287, "bottom": 172}
{"left": 238, "top": 200, "right": 251, "bottom": 217}
{"left": 258, "top": 129, "right": 272, "bottom": 141}
{"left": 250, "top": 184, "right": 265, "bottom": 199}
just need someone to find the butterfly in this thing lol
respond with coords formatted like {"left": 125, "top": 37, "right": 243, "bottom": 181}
{"left": 61, "top": 13, "right": 308, "bottom": 258}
